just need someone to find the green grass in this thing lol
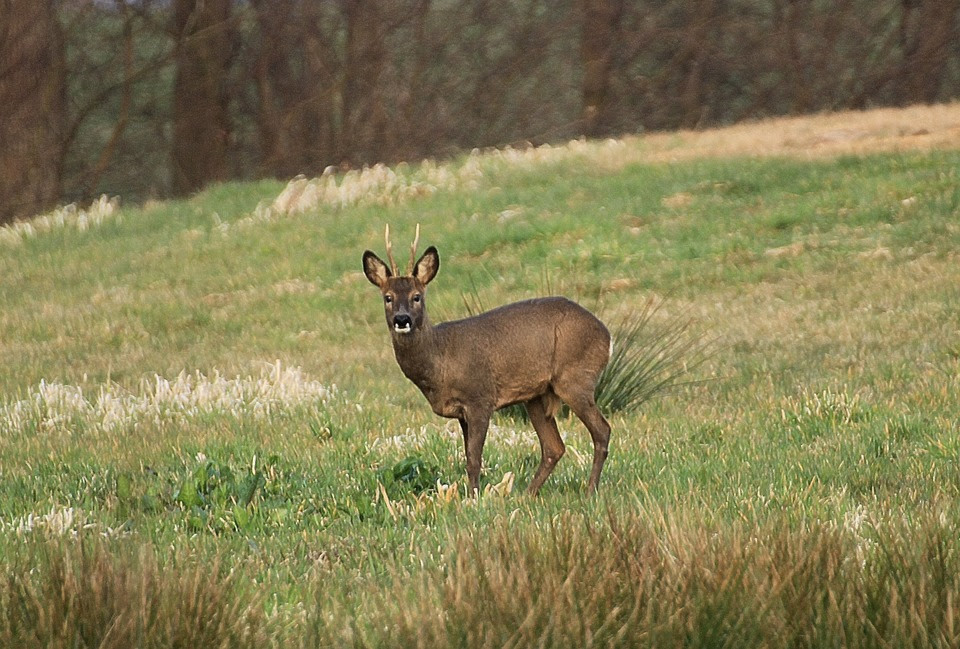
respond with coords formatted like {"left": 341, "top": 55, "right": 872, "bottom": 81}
{"left": 2, "top": 134, "right": 960, "bottom": 646}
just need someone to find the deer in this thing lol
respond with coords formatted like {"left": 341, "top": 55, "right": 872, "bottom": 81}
{"left": 362, "top": 224, "right": 613, "bottom": 496}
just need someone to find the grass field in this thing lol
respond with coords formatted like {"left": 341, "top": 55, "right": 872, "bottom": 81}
{"left": 2, "top": 104, "right": 960, "bottom": 647}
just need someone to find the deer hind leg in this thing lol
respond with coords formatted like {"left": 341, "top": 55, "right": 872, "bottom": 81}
{"left": 554, "top": 378, "right": 611, "bottom": 494}
{"left": 524, "top": 392, "right": 565, "bottom": 496}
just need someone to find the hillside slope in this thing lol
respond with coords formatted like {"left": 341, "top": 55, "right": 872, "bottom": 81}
{"left": 1, "top": 103, "right": 959, "bottom": 647}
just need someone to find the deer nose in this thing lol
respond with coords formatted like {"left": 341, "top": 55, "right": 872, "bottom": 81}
{"left": 393, "top": 314, "right": 412, "bottom": 331}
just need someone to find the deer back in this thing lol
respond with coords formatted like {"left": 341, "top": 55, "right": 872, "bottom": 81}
{"left": 399, "top": 296, "right": 610, "bottom": 414}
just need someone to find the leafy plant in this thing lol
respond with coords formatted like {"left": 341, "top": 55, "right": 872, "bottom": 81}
{"left": 173, "top": 457, "right": 267, "bottom": 533}
{"left": 379, "top": 455, "right": 441, "bottom": 496}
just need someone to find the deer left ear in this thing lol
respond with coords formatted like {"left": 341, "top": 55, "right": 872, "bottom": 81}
{"left": 413, "top": 246, "right": 440, "bottom": 285}
{"left": 363, "top": 250, "right": 391, "bottom": 288}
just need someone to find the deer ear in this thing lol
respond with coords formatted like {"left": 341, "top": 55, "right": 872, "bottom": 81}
{"left": 413, "top": 246, "right": 439, "bottom": 285}
{"left": 362, "top": 250, "right": 391, "bottom": 288}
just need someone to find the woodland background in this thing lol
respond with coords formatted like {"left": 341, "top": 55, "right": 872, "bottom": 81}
{"left": 2, "top": 0, "right": 959, "bottom": 223}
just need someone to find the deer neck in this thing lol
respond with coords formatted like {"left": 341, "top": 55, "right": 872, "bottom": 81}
{"left": 391, "top": 317, "right": 441, "bottom": 388}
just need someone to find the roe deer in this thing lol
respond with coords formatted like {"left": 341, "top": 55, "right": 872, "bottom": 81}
{"left": 363, "top": 225, "right": 613, "bottom": 496}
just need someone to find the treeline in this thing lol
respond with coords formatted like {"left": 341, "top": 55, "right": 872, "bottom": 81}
{"left": 2, "top": 0, "right": 958, "bottom": 223}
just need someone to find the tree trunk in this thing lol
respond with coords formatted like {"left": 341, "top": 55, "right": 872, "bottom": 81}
{"left": 252, "top": 0, "right": 297, "bottom": 177}
{"left": 252, "top": 0, "right": 337, "bottom": 178}
{"left": 678, "top": 0, "right": 717, "bottom": 128}
{"left": 580, "top": 0, "right": 623, "bottom": 137}
{"left": 171, "top": 0, "right": 233, "bottom": 195}
{"left": 900, "top": 0, "right": 960, "bottom": 103}
{"left": 340, "top": 0, "right": 388, "bottom": 165}
{"left": 773, "top": 0, "right": 816, "bottom": 114}
{"left": 0, "top": 0, "right": 66, "bottom": 223}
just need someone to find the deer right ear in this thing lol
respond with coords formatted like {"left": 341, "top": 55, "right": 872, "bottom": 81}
{"left": 413, "top": 246, "right": 440, "bottom": 285}
{"left": 363, "top": 250, "right": 391, "bottom": 288}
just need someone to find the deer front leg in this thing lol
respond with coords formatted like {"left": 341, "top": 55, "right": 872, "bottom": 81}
{"left": 462, "top": 411, "right": 490, "bottom": 496}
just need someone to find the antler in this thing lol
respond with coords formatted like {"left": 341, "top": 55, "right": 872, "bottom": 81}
{"left": 408, "top": 223, "right": 421, "bottom": 274}
{"left": 384, "top": 224, "right": 399, "bottom": 275}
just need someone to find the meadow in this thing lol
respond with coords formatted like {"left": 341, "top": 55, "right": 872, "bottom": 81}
{"left": 1, "top": 104, "right": 960, "bottom": 647}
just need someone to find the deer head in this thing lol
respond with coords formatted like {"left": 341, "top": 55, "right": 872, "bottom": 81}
{"left": 362, "top": 224, "right": 439, "bottom": 336}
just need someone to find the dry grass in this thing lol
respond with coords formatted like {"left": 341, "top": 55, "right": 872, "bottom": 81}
{"left": 0, "top": 361, "right": 335, "bottom": 437}
{"left": 1, "top": 542, "right": 269, "bottom": 649}
{"left": 0, "top": 196, "right": 119, "bottom": 247}
{"left": 258, "top": 139, "right": 629, "bottom": 218}
{"left": 636, "top": 102, "right": 960, "bottom": 163}
{"left": 308, "top": 510, "right": 960, "bottom": 649}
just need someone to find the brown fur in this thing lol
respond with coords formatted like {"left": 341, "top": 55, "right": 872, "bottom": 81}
{"left": 363, "top": 241, "right": 612, "bottom": 496}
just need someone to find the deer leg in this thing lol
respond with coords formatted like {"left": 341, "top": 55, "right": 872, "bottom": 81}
{"left": 555, "top": 386, "right": 611, "bottom": 494}
{"left": 575, "top": 400, "right": 611, "bottom": 493}
{"left": 463, "top": 411, "right": 490, "bottom": 496}
{"left": 458, "top": 417, "right": 469, "bottom": 457}
{"left": 524, "top": 396, "right": 565, "bottom": 496}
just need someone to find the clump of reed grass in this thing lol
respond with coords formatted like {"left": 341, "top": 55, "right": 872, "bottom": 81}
{"left": 595, "top": 296, "right": 714, "bottom": 415}
{"left": 0, "top": 195, "right": 118, "bottom": 247}
{"left": 259, "top": 138, "right": 626, "bottom": 221}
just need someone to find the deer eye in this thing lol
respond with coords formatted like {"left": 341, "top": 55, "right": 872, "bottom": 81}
{"left": 384, "top": 295, "right": 393, "bottom": 304}
{"left": 412, "top": 293, "right": 422, "bottom": 303}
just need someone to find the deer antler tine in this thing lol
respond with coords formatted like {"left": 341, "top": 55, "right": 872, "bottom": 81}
{"left": 384, "top": 224, "right": 398, "bottom": 275}
{"left": 409, "top": 223, "right": 421, "bottom": 274}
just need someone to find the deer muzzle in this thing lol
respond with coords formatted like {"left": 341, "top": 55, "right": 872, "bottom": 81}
{"left": 393, "top": 313, "right": 413, "bottom": 334}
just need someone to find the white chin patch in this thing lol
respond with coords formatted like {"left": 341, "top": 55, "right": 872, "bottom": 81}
{"left": 394, "top": 324, "right": 412, "bottom": 334}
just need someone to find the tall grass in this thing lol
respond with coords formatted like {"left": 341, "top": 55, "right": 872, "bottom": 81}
{"left": 4, "top": 509, "right": 959, "bottom": 647}
{"left": 307, "top": 509, "right": 960, "bottom": 648}
{"left": 1, "top": 541, "right": 268, "bottom": 649}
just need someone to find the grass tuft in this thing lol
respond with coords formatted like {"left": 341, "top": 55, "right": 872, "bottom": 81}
{"left": 596, "top": 296, "right": 715, "bottom": 415}
{"left": 0, "top": 541, "right": 268, "bottom": 649}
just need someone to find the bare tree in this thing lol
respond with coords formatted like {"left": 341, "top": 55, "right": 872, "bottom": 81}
{"left": 0, "top": 0, "right": 66, "bottom": 223}
{"left": 580, "top": 0, "right": 624, "bottom": 136}
{"left": 899, "top": 0, "right": 960, "bottom": 104}
{"left": 340, "top": 0, "right": 389, "bottom": 165}
{"left": 251, "top": 0, "right": 340, "bottom": 178}
{"left": 171, "top": 0, "right": 233, "bottom": 195}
